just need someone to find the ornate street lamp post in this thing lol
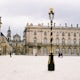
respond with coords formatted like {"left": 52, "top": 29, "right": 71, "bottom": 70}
{"left": 48, "top": 8, "right": 55, "bottom": 71}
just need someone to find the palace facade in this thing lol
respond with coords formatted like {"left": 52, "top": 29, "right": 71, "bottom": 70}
{"left": 0, "top": 16, "right": 80, "bottom": 56}
{"left": 24, "top": 23, "right": 80, "bottom": 56}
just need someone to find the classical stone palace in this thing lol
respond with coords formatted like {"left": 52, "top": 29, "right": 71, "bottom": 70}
{"left": 0, "top": 16, "right": 80, "bottom": 56}
{"left": 24, "top": 23, "right": 80, "bottom": 56}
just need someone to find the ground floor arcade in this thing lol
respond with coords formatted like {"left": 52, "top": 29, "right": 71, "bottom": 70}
{"left": 26, "top": 45, "right": 80, "bottom": 56}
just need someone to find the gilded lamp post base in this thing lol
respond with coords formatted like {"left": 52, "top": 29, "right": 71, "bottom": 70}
{"left": 48, "top": 53, "right": 55, "bottom": 71}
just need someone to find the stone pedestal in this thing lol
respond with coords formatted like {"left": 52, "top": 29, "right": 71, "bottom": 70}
{"left": 48, "top": 53, "right": 55, "bottom": 71}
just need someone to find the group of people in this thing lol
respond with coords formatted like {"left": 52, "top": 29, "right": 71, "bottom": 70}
{"left": 58, "top": 52, "right": 63, "bottom": 57}
{"left": 1, "top": 52, "right": 63, "bottom": 57}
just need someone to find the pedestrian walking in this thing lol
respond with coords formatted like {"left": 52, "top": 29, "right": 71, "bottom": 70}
{"left": 58, "top": 52, "right": 60, "bottom": 57}
{"left": 58, "top": 52, "right": 63, "bottom": 58}
{"left": 10, "top": 52, "right": 12, "bottom": 57}
{"left": 60, "top": 53, "right": 63, "bottom": 58}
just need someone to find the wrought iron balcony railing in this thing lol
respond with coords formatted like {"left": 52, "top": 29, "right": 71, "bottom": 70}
{"left": 26, "top": 42, "right": 80, "bottom": 47}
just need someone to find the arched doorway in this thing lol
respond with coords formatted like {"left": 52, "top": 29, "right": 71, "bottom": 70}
{"left": 43, "top": 47, "right": 48, "bottom": 56}
{"left": 56, "top": 48, "right": 59, "bottom": 56}
{"left": 68, "top": 48, "right": 71, "bottom": 56}
{"left": 33, "top": 48, "right": 37, "bottom": 56}
{"left": 73, "top": 48, "right": 77, "bottom": 56}
{"left": 62, "top": 48, "right": 65, "bottom": 55}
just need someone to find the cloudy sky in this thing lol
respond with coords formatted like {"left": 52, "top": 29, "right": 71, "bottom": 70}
{"left": 0, "top": 0, "right": 80, "bottom": 38}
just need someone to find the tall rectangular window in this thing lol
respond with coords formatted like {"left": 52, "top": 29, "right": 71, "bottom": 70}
{"left": 74, "top": 33, "right": 76, "bottom": 37}
{"left": 62, "top": 38, "right": 65, "bottom": 45}
{"left": 56, "top": 38, "right": 59, "bottom": 45}
{"left": 34, "top": 37, "right": 37, "bottom": 44}
{"left": 74, "top": 38, "right": 76, "bottom": 45}
{"left": 68, "top": 33, "right": 70, "bottom": 36}
{"left": 68, "top": 38, "right": 71, "bottom": 45}
{"left": 44, "top": 37, "right": 47, "bottom": 44}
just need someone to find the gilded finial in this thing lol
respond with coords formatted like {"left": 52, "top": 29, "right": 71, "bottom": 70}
{"left": 50, "top": 8, "right": 53, "bottom": 11}
{"left": 49, "top": 7, "right": 54, "bottom": 15}
{"left": 49, "top": 8, "right": 54, "bottom": 12}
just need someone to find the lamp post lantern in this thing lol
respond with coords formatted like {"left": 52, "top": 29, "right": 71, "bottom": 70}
{"left": 48, "top": 8, "right": 55, "bottom": 71}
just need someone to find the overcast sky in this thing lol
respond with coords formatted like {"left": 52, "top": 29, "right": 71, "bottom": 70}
{"left": 0, "top": 0, "right": 80, "bottom": 38}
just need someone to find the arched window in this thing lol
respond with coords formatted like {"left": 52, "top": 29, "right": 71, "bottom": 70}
{"left": 56, "top": 48, "right": 59, "bottom": 55}
{"left": 44, "top": 31, "right": 47, "bottom": 36}
{"left": 68, "top": 38, "right": 71, "bottom": 45}
{"left": 56, "top": 32, "right": 59, "bottom": 36}
{"left": 62, "top": 38, "right": 65, "bottom": 45}
{"left": 68, "top": 47, "right": 71, "bottom": 55}
{"left": 74, "top": 38, "right": 76, "bottom": 45}
{"left": 43, "top": 48, "right": 48, "bottom": 55}
{"left": 62, "top": 32, "right": 65, "bottom": 36}
{"left": 56, "top": 38, "right": 59, "bottom": 45}
{"left": 74, "top": 33, "right": 76, "bottom": 37}
{"left": 34, "top": 31, "right": 37, "bottom": 35}
{"left": 62, "top": 48, "right": 65, "bottom": 55}
{"left": 73, "top": 47, "right": 77, "bottom": 55}
{"left": 44, "top": 37, "right": 47, "bottom": 44}
{"left": 34, "top": 37, "right": 37, "bottom": 44}
{"left": 68, "top": 33, "right": 70, "bottom": 36}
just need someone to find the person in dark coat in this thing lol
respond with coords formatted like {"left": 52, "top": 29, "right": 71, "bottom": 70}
{"left": 58, "top": 52, "right": 63, "bottom": 58}
{"left": 58, "top": 52, "right": 60, "bottom": 57}
{"left": 60, "top": 53, "right": 63, "bottom": 57}
{"left": 10, "top": 52, "right": 12, "bottom": 57}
